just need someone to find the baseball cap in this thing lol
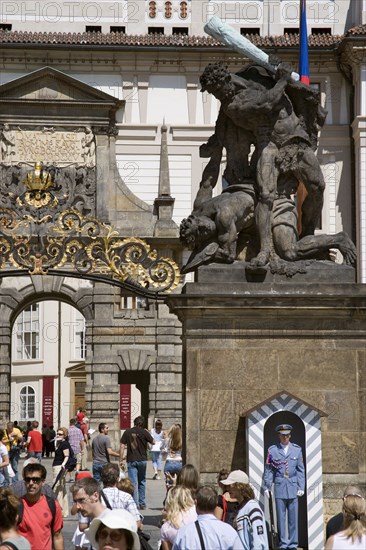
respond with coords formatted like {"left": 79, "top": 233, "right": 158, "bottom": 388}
{"left": 22, "top": 458, "right": 40, "bottom": 468}
{"left": 220, "top": 470, "right": 249, "bottom": 485}
{"left": 86, "top": 509, "right": 140, "bottom": 550}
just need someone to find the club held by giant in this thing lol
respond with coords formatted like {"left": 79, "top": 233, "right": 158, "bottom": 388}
{"left": 204, "top": 16, "right": 300, "bottom": 82}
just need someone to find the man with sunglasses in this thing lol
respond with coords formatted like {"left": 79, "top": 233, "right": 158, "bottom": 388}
{"left": 18, "top": 463, "right": 64, "bottom": 550}
{"left": 12, "top": 458, "right": 56, "bottom": 498}
{"left": 264, "top": 424, "right": 305, "bottom": 550}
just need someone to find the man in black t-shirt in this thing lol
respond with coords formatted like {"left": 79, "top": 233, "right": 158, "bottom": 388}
{"left": 325, "top": 485, "right": 365, "bottom": 540}
{"left": 120, "top": 416, "right": 154, "bottom": 509}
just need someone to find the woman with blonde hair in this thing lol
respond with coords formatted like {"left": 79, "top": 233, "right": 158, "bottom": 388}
{"left": 160, "top": 486, "right": 197, "bottom": 550}
{"left": 163, "top": 424, "right": 182, "bottom": 489}
{"left": 52, "top": 426, "right": 70, "bottom": 517}
{"left": 325, "top": 494, "right": 366, "bottom": 549}
{"left": 176, "top": 464, "right": 199, "bottom": 499}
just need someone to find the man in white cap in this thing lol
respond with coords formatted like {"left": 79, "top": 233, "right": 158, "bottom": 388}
{"left": 264, "top": 424, "right": 305, "bottom": 550}
{"left": 221, "top": 470, "right": 268, "bottom": 550}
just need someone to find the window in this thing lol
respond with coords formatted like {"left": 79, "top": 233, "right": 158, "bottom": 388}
{"left": 85, "top": 26, "right": 102, "bottom": 33}
{"left": 120, "top": 295, "right": 147, "bottom": 310}
{"left": 311, "top": 28, "right": 331, "bottom": 35}
{"left": 74, "top": 317, "right": 86, "bottom": 360}
{"left": 20, "top": 386, "right": 36, "bottom": 420}
{"left": 240, "top": 28, "right": 260, "bottom": 36}
{"left": 172, "top": 27, "right": 189, "bottom": 35}
{"left": 165, "top": 1, "right": 172, "bottom": 18}
{"left": 149, "top": 1, "right": 157, "bottom": 18}
{"left": 110, "top": 26, "right": 125, "bottom": 33}
{"left": 180, "top": 1, "right": 188, "bottom": 19}
{"left": 0, "top": 24, "right": 12, "bottom": 31}
{"left": 283, "top": 28, "right": 299, "bottom": 34}
{"left": 16, "top": 304, "right": 40, "bottom": 360}
{"left": 148, "top": 27, "right": 164, "bottom": 34}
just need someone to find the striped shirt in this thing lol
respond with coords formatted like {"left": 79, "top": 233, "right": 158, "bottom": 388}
{"left": 68, "top": 426, "right": 84, "bottom": 454}
{"left": 102, "top": 487, "right": 140, "bottom": 522}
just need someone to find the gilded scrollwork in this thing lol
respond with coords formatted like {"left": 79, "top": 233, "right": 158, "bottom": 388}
{"left": 0, "top": 207, "right": 180, "bottom": 294}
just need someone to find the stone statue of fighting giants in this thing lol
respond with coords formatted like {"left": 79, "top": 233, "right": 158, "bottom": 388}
{"left": 180, "top": 18, "right": 356, "bottom": 275}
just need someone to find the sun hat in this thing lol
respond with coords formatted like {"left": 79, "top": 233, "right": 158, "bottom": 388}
{"left": 86, "top": 509, "right": 140, "bottom": 550}
{"left": 220, "top": 470, "right": 249, "bottom": 485}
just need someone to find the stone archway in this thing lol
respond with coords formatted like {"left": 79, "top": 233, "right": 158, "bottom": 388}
{"left": 1, "top": 275, "right": 94, "bottom": 422}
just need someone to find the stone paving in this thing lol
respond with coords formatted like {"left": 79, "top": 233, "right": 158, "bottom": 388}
{"left": 18, "top": 457, "right": 167, "bottom": 550}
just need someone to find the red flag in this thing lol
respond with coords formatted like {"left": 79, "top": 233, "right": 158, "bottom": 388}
{"left": 299, "top": 0, "right": 310, "bottom": 85}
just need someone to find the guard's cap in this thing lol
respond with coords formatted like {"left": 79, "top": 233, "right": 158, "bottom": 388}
{"left": 276, "top": 424, "right": 293, "bottom": 435}
{"left": 220, "top": 470, "right": 249, "bottom": 485}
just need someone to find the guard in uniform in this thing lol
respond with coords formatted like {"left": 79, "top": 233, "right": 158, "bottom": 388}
{"left": 264, "top": 424, "right": 305, "bottom": 549}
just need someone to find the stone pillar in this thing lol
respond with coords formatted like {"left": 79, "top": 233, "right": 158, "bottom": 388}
{"left": 167, "top": 264, "right": 366, "bottom": 498}
{"left": 152, "top": 303, "right": 183, "bottom": 426}
{"left": 0, "top": 303, "right": 13, "bottom": 422}
{"left": 85, "top": 283, "right": 123, "bottom": 443}
{"left": 85, "top": 283, "right": 183, "bottom": 447}
{"left": 353, "top": 116, "right": 366, "bottom": 282}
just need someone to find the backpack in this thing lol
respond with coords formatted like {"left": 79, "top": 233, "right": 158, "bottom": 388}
{"left": 219, "top": 495, "right": 239, "bottom": 527}
{"left": 65, "top": 442, "right": 77, "bottom": 472}
{"left": 1, "top": 543, "right": 19, "bottom": 550}
{"left": 18, "top": 495, "right": 56, "bottom": 532}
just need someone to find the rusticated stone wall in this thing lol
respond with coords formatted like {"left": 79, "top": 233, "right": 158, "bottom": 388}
{"left": 167, "top": 264, "right": 366, "bottom": 512}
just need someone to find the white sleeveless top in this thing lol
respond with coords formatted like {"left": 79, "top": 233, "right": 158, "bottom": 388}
{"left": 150, "top": 428, "right": 164, "bottom": 452}
{"left": 331, "top": 532, "right": 366, "bottom": 549}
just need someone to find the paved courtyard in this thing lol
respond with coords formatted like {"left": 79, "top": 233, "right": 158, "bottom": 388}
{"left": 19, "top": 457, "right": 166, "bottom": 550}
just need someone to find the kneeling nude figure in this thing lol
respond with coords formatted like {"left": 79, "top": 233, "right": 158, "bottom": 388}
{"left": 180, "top": 185, "right": 356, "bottom": 274}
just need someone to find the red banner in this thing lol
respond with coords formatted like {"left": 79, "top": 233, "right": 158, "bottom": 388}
{"left": 120, "top": 384, "right": 131, "bottom": 429}
{"left": 42, "top": 377, "right": 54, "bottom": 427}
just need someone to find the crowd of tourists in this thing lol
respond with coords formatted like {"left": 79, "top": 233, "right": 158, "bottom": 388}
{"left": 0, "top": 414, "right": 365, "bottom": 550}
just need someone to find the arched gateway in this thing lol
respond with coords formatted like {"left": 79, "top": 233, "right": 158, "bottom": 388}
{"left": 0, "top": 67, "right": 182, "bottom": 434}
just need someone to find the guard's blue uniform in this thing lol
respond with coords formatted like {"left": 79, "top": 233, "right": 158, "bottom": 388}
{"left": 264, "top": 442, "right": 305, "bottom": 549}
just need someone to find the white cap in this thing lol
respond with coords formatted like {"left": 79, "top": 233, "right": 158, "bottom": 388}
{"left": 86, "top": 509, "right": 140, "bottom": 550}
{"left": 22, "top": 458, "right": 40, "bottom": 469}
{"left": 220, "top": 470, "right": 249, "bottom": 485}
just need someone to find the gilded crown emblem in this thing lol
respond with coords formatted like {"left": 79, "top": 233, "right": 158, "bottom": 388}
{"left": 18, "top": 162, "right": 57, "bottom": 209}
{"left": 24, "top": 161, "right": 54, "bottom": 191}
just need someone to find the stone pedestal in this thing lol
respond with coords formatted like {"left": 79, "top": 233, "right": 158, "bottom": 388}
{"left": 167, "top": 263, "right": 366, "bottom": 546}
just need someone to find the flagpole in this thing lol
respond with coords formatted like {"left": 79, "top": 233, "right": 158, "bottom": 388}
{"left": 299, "top": 0, "right": 310, "bottom": 85}
{"left": 297, "top": 0, "right": 310, "bottom": 234}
